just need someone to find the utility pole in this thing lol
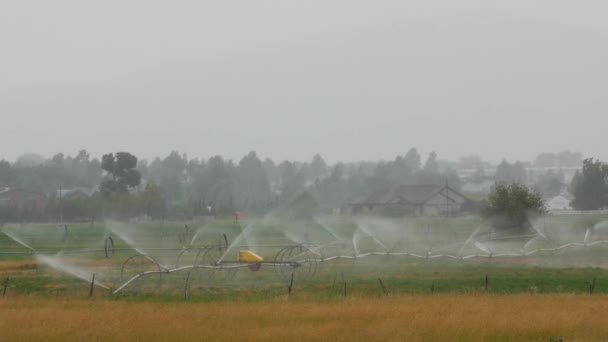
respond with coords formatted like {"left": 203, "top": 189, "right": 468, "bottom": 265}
{"left": 445, "top": 179, "right": 449, "bottom": 217}
{"left": 58, "top": 185, "right": 63, "bottom": 223}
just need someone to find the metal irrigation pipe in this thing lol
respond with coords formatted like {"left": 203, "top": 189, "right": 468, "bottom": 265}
{"left": 0, "top": 246, "right": 206, "bottom": 256}
{"left": 112, "top": 264, "right": 249, "bottom": 295}
{"left": 3, "top": 238, "right": 608, "bottom": 273}
{"left": 120, "top": 254, "right": 165, "bottom": 282}
{"left": 113, "top": 259, "right": 303, "bottom": 295}
{"left": 292, "top": 239, "right": 608, "bottom": 264}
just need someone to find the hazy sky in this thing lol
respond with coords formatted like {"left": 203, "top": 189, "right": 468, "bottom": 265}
{"left": 1, "top": 1, "right": 607, "bottom": 163}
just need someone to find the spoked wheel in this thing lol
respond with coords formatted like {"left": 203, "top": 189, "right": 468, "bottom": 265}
{"left": 172, "top": 247, "right": 209, "bottom": 291}
{"left": 120, "top": 254, "right": 163, "bottom": 291}
{"left": 193, "top": 245, "right": 239, "bottom": 286}
{"left": 274, "top": 245, "right": 322, "bottom": 283}
{"left": 175, "top": 247, "right": 212, "bottom": 268}
{"left": 104, "top": 237, "right": 115, "bottom": 258}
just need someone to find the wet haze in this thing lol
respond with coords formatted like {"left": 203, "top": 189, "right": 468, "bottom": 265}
{"left": 1, "top": 0, "right": 607, "bottom": 163}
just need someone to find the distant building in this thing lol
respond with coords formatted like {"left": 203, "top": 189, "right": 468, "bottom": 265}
{"left": 0, "top": 188, "right": 48, "bottom": 215}
{"left": 353, "top": 184, "right": 472, "bottom": 217}
{"left": 461, "top": 179, "right": 494, "bottom": 194}
{"left": 56, "top": 187, "right": 95, "bottom": 200}
{"left": 546, "top": 193, "right": 573, "bottom": 212}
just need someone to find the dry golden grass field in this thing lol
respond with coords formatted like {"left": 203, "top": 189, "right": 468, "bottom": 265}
{"left": 2, "top": 294, "right": 608, "bottom": 341}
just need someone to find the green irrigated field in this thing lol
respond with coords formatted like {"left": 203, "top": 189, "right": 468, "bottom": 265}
{"left": 1, "top": 214, "right": 608, "bottom": 300}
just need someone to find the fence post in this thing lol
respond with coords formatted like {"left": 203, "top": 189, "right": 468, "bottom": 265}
{"left": 89, "top": 274, "right": 96, "bottom": 297}
{"left": 2, "top": 277, "right": 9, "bottom": 297}
{"left": 485, "top": 274, "right": 489, "bottom": 292}
{"left": 378, "top": 278, "right": 388, "bottom": 296}
{"left": 183, "top": 272, "right": 192, "bottom": 301}
{"left": 288, "top": 272, "right": 294, "bottom": 297}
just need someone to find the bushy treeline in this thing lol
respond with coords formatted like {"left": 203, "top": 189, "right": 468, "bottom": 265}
{"left": 0, "top": 148, "right": 462, "bottom": 220}
{"left": 137, "top": 149, "right": 461, "bottom": 218}
{"left": 570, "top": 158, "right": 608, "bottom": 210}
{"left": 0, "top": 150, "right": 102, "bottom": 194}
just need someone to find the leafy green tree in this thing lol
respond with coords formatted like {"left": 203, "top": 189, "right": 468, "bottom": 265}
{"left": 482, "top": 183, "right": 546, "bottom": 233}
{"left": 278, "top": 161, "right": 305, "bottom": 201}
{"left": 534, "top": 169, "right": 564, "bottom": 197}
{"left": 14, "top": 153, "right": 45, "bottom": 167}
{"left": 139, "top": 182, "right": 166, "bottom": 219}
{"left": 423, "top": 151, "right": 439, "bottom": 173}
{"left": 374, "top": 156, "right": 414, "bottom": 185}
{"left": 262, "top": 158, "right": 280, "bottom": 190}
{"left": 308, "top": 154, "right": 328, "bottom": 181}
{"left": 190, "top": 156, "right": 237, "bottom": 215}
{"left": 0, "top": 160, "right": 15, "bottom": 187}
{"left": 495, "top": 160, "right": 527, "bottom": 184}
{"left": 404, "top": 148, "right": 422, "bottom": 170}
{"left": 571, "top": 158, "right": 608, "bottom": 210}
{"left": 100, "top": 152, "right": 142, "bottom": 196}
{"left": 313, "top": 164, "right": 348, "bottom": 210}
{"left": 160, "top": 151, "right": 188, "bottom": 202}
{"left": 235, "top": 151, "right": 273, "bottom": 214}
{"left": 285, "top": 191, "right": 319, "bottom": 219}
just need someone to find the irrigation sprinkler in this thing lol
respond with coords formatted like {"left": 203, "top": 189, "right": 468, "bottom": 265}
{"left": 4, "top": 239, "right": 608, "bottom": 261}
{"left": 8, "top": 222, "right": 608, "bottom": 297}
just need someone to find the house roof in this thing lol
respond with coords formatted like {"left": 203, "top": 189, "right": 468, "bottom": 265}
{"left": 362, "top": 184, "right": 466, "bottom": 205}
{"left": 0, "top": 187, "right": 47, "bottom": 198}
{"left": 57, "top": 187, "right": 95, "bottom": 197}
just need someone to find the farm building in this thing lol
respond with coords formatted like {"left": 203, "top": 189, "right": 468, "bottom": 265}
{"left": 352, "top": 184, "right": 472, "bottom": 216}
{"left": 461, "top": 179, "right": 494, "bottom": 194}
{"left": 0, "top": 188, "right": 48, "bottom": 216}
{"left": 546, "top": 193, "right": 573, "bottom": 212}
{"left": 56, "top": 187, "right": 96, "bottom": 200}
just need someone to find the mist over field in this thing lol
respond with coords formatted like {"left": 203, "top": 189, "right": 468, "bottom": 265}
{"left": 2, "top": 1, "right": 608, "bottom": 163}
{"left": 4, "top": 4, "right": 608, "bottom": 339}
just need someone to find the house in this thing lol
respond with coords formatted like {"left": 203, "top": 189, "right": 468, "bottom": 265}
{"left": 56, "top": 187, "right": 95, "bottom": 200}
{"left": 0, "top": 188, "right": 48, "bottom": 215}
{"left": 546, "top": 193, "right": 573, "bottom": 212}
{"left": 461, "top": 179, "right": 494, "bottom": 194}
{"left": 352, "top": 184, "right": 472, "bottom": 217}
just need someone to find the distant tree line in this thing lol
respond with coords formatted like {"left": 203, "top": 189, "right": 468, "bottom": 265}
{"left": 533, "top": 151, "right": 583, "bottom": 168}
{"left": 570, "top": 158, "right": 608, "bottom": 210}
{"left": 0, "top": 148, "right": 463, "bottom": 221}
{"left": 0, "top": 150, "right": 101, "bottom": 194}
